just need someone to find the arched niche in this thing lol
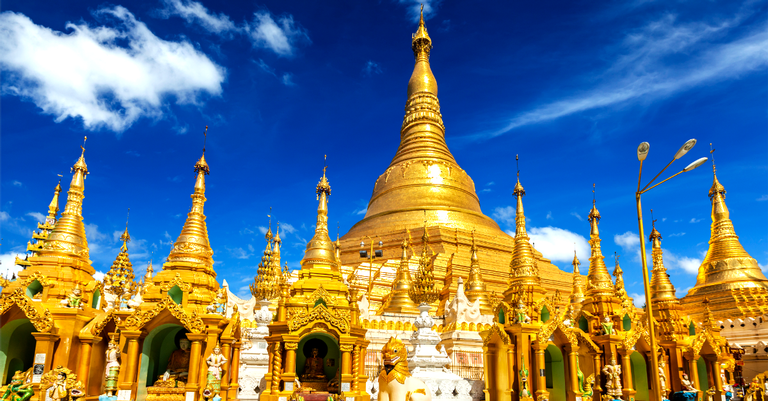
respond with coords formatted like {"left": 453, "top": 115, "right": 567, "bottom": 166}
{"left": 26, "top": 280, "right": 43, "bottom": 298}
{"left": 630, "top": 352, "right": 649, "bottom": 401}
{"left": 623, "top": 314, "right": 631, "bottom": 331}
{"left": 137, "top": 324, "right": 188, "bottom": 400}
{"left": 0, "top": 318, "right": 36, "bottom": 385}
{"left": 296, "top": 332, "right": 339, "bottom": 384}
{"left": 541, "top": 306, "right": 550, "bottom": 323}
{"left": 544, "top": 344, "right": 566, "bottom": 401}
{"left": 168, "top": 285, "right": 183, "bottom": 305}
{"left": 578, "top": 316, "right": 589, "bottom": 333}
{"left": 498, "top": 307, "right": 506, "bottom": 324}
{"left": 91, "top": 289, "right": 102, "bottom": 309}
{"left": 696, "top": 357, "right": 709, "bottom": 392}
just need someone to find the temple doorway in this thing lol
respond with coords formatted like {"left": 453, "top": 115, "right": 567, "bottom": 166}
{"left": 297, "top": 333, "right": 339, "bottom": 393}
{"left": 0, "top": 318, "right": 35, "bottom": 385}
{"left": 630, "top": 353, "right": 649, "bottom": 401}
{"left": 544, "top": 345, "right": 566, "bottom": 401}
{"left": 137, "top": 324, "right": 188, "bottom": 400}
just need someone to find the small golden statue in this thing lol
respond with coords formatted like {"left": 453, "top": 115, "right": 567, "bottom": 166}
{"left": 1, "top": 370, "right": 33, "bottom": 401}
{"left": 40, "top": 366, "right": 84, "bottom": 401}
{"left": 206, "top": 342, "right": 228, "bottom": 391}
{"left": 600, "top": 316, "right": 614, "bottom": 336}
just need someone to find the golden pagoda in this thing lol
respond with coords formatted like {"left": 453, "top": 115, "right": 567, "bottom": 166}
{"left": 261, "top": 166, "right": 369, "bottom": 401}
{"left": 465, "top": 230, "right": 492, "bottom": 315}
{"left": 338, "top": 9, "right": 573, "bottom": 313}
{"left": 380, "top": 234, "right": 419, "bottom": 314}
{"left": 15, "top": 180, "right": 62, "bottom": 268}
{"left": 681, "top": 159, "right": 768, "bottom": 321}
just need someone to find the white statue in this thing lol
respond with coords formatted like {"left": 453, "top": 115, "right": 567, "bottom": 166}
{"left": 602, "top": 357, "right": 622, "bottom": 399}
{"left": 658, "top": 359, "right": 668, "bottom": 398}
{"left": 681, "top": 373, "right": 698, "bottom": 392}
{"left": 207, "top": 344, "right": 228, "bottom": 381}
{"left": 105, "top": 340, "right": 120, "bottom": 377}
{"left": 514, "top": 302, "right": 531, "bottom": 324}
{"left": 445, "top": 278, "right": 482, "bottom": 325}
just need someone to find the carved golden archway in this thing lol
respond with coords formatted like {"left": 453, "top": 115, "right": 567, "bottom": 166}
{"left": 0, "top": 288, "right": 54, "bottom": 332}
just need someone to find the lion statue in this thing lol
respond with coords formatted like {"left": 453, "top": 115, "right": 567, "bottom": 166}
{"left": 378, "top": 337, "right": 431, "bottom": 401}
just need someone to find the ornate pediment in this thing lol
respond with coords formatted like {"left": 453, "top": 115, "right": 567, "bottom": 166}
{"left": 287, "top": 303, "right": 349, "bottom": 334}
{"left": 0, "top": 288, "right": 54, "bottom": 332}
{"left": 123, "top": 295, "right": 205, "bottom": 333}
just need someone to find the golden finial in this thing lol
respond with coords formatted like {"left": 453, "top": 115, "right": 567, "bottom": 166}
{"left": 572, "top": 248, "right": 580, "bottom": 270}
{"left": 513, "top": 154, "right": 525, "bottom": 195}
{"left": 316, "top": 156, "right": 331, "bottom": 199}
{"left": 266, "top": 207, "right": 273, "bottom": 241}
{"left": 710, "top": 143, "right": 716, "bottom": 174}
{"left": 203, "top": 125, "right": 208, "bottom": 154}
{"left": 708, "top": 143, "right": 725, "bottom": 198}
{"left": 120, "top": 208, "right": 131, "bottom": 249}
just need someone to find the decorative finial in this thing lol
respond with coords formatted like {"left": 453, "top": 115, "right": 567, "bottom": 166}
{"left": 651, "top": 208, "right": 657, "bottom": 229}
{"left": 614, "top": 252, "right": 620, "bottom": 267}
{"left": 592, "top": 183, "right": 596, "bottom": 205}
{"left": 120, "top": 208, "right": 131, "bottom": 246}
{"left": 81, "top": 136, "right": 87, "bottom": 155}
{"left": 203, "top": 125, "right": 208, "bottom": 154}
{"left": 710, "top": 143, "right": 716, "bottom": 174}
{"left": 420, "top": 4, "right": 424, "bottom": 22}
{"left": 516, "top": 154, "right": 520, "bottom": 179}
{"left": 337, "top": 222, "right": 340, "bottom": 241}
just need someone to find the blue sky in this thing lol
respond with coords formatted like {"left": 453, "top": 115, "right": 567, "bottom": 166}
{"left": 1, "top": 0, "right": 766, "bottom": 302}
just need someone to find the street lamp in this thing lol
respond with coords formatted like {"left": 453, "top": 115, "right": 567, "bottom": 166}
{"left": 635, "top": 139, "right": 707, "bottom": 401}
{"left": 360, "top": 237, "right": 384, "bottom": 293}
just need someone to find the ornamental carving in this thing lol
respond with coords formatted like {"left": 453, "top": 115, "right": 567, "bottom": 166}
{"left": 87, "top": 310, "right": 116, "bottom": 336}
{"left": 305, "top": 286, "right": 337, "bottom": 307}
{"left": 571, "top": 328, "right": 600, "bottom": 353}
{"left": 17, "top": 271, "right": 53, "bottom": 288}
{"left": 0, "top": 288, "right": 54, "bottom": 332}
{"left": 482, "top": 323, "right": 511, "bottom": 346}
{"left": 287, "top": 304, "right": 349, "bottom": 333}
{"left": 123, "top": 296, "right": 205, "bottom": 333}
{"left": 160, "top": 273, "right": 194, "bottom": 292}
{"left": 284, "top": 342, "right": 299, "bottom": 350}
{"left": 339, "top": 344, "right": 354, "bottom": 352}
{"left": 621, "top": 326, "right": 643, "bottom": 352}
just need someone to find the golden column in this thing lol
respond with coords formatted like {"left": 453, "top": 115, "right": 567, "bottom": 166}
{"left": 186, "top": 333, "right": 207, "bottom": 394}
{"left": 620, "top": 351, "right": 636, "bottom": 401}
{"left": 120, "top": 330, "right": 142, "bottom": 391}
{"left": 227, "top": 341, "right": 242, "bottom": 400}
{"left": 76, "top": 335, "right": 101, "bottom": 392}
{"left": 220, "top": 338, "right": 233, "bottom": 398}
{"left": 506, "top": 344, "right": 516, "bottom": 398}
{"left": 566, "top": 347, "right": 582, "bottom": 401}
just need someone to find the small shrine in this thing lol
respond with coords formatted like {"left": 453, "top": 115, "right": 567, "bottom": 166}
{"left": 259, "top": 166, "right": 370, "bottom": 401}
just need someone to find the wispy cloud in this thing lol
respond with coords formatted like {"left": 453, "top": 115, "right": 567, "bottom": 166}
{"left": 0, "top": 7, "right": 226, "bottom": 132}
{"left": 570, "top": 212, "right": 584, "bottom": 221}
{"left": 281, "top": 73, "right": 296, "bottom": 86}
{"left": 757, "top": 195, "right": 768, "bottom": 201}
{"left": 25, "top": 212, "right": 45, "bottom": 223}
{"left": 12, "top": 180, "right": 22, "bottom": 187}
{"left": 245, "top": 11, "right": 310, "bottom": 57}
{"left": 492, "top": 206, "right": 516, "bottom": 226}
{"left": 363, "top": 61, "right": 383, "bottom": 76}
{"left": 484, "top": 11, "right": 768, "bottom": 138}
{"left": 546, "top": 211, "right": 553, "bottom": 220}
{"left": 526, "top": 226, "right": 590, "bottom": 264}
{"left": 156, "top": 0, "right": 236, "bottom": 34}
{"left": 690, "top": 217, "right": 702, "bottom": 223}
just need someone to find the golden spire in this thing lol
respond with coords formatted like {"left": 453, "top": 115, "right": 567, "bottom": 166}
{"left": 273, "top": 221, "right": 281, "bottom": 269}
{"left": 344, "top": 9, "right": 505, "bottom": 244}
{"left": 507, "top": 157, "right": 540, "bottom": 288}
{"left": 613, "top": 253, "right": 627, "bottom": 298}
{"left": 466, "top": 229, "right": 492, "bottom": 315}
{"left": 685, "top": 145, "right": 767, "bottom": 302}
{"left": 145, "top": 257, "right": 154, "bottom": 282}
{"left": 409, "top": 215, "right": 439, "bottom": 305}
{"left": 382, "top": 232, "right": 419, "bottom": 313}
{"left": 39, "top": 137, "right": 92, "bottom": 265}
{"left": 166, "top": 128, "right": 214, "bottom": 271}
{"left": 649, "top": 219, "right": 678, "bottom": 302}
{"left": 301, "top": 158, "right": 339, "bottom": 269}
{"left": 251, "top": 221, "right": 279, "bottom": 300}
{"left": 585, "top": 184, "right": 613, "bottom": 297}
{"left": 570, "top": 250, "right": 585, "bottom": 305}
{"left": 46, "top": 179, "right": 62, "bottom": 224}
{"left": 103, "top": 211, "right": 136, "bottom": 300}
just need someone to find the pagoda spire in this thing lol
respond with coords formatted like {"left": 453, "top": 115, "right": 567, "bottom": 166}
{"left": 466, "top": 229, "right": 492, "bottom": 315}
{"left": 504, "top": 158, "right": 545, "bottom": 305}
{"left": 569, "top": 250, "right": 585, "bottom": 306}
{"left": 613, "top": 253, "right": 627, "bottom": 298}
{"left": 39, "top": 137, "right": 91, "bottom": 265}
{"left": 166, "top": 144, "right": 214, "bottom": 271}
{"left": 409, "top": 215, "right": 440, "bottom": 305}
{"left": 585, "top": 185, "right": 613, "bottom": 297}
{"left": 649, "top": 221, "right": 677, "bottom": 302}
{"left": 682, "top": 146, "right": 768, "bottom": 320}
{"left": 18, "top": 179, "right": 63, "bottom": 266}
{"left": 382, "top": 232, "right": 419, "bottom": 313}
{"left": 301, "top": 159, "right": 339, "bottom": 270}
{"left": 273, "top": 221, "right": 282, "bottom": 271}
{"left": 103, "top": 212, "right": 136, "bottom": 302}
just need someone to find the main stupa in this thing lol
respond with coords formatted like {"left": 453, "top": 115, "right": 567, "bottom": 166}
{"left": 339, "top": 11, "right": 574, "bottom": 313}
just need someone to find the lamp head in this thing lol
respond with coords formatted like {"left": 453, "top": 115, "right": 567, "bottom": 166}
{"left": 674, "top": 139, "right": 697, "bottom": 160}
{"left": 683, "top": 157, "right": 708, "bottom": 172}
{"left": 637, "top": 142, "right": 650, "bottom": 161}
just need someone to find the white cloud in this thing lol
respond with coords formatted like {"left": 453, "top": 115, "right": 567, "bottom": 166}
{"left": 690, "top": 217, "right": 702, "bottom": 223}
{"left": 664, "top": 251, "right": 702, "bottom": 274}
{"left": 12, "top": 180, "right": 22, "bottom": 187}
{"left": 493, "top": 206, "right": 517, "bottom": 226}
{"left": 480, "top": 188, "right": 491, "bottom": 193}
{"left": 157, "top": 0, "right": 236, "bottom": 34}
{"left": 245, "top": 11, "right": 309, "bottom": 57}
{"left": 25, "top": 212, "right": 45, "bottom": 223}
{"left": 0, "top": 211, "right": 10, "bottom": 222}
{"left": 353, "top": 207, "right": 367, "bottom": 216}
{"left": 363, "top": 61, "right": 383, "bottom": 76}
{"left": 227, "top": 247, "right": 252, "bottom": 259}
{"left": 546, "top": 211, "right": 553, "bottom": 220}
{"left": 758, "top": 195, "right": 768, "bottom": 201}
{"left": 93, "top": 271, "right": 106, "bottom": 281}
{"left": 280, "top": 223, "right": 297, "bottom": 234}
{"left": 398, "top": 0, "right": 441, "bottom": 22}
{"left": 629, "top": 293, "right": 645, "bottom": 308}
{"left": 570, "top": 212, "right": 584, "bottom": 221}
{"left": 0, "top": 7, "right": 225, "bottom": 132}
{"left": 526, "top": 226, "right": 591, "bottom": 264}
{"left": 281, "top": 73, "right": 296, "bottom": 87}
{"left": 669, "top": 232, "right": 685, "bottom": 237}
{"left": 614, "top": 231, "right": 640, "bottom": 250}
{"left": 487, "top": 11, "right": 768, "bottom": 137}
{"left": 255, "top": 59, "right": 276, "bottom": 76}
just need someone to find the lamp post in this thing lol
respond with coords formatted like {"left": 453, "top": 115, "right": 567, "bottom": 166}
{"left": 636, "top": 139, "right": 708, "bottom": 401}
{"left": 360, "top": 236, "right": 383, "bottom": 294}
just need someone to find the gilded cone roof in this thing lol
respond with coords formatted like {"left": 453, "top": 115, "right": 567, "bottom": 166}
{"left": 586, "top": 201, "right": 613, "bottom": 297}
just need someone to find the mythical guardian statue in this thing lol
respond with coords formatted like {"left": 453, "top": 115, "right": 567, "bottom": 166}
{"left": 378, "top": 337, "right": 431, "bottom": 401}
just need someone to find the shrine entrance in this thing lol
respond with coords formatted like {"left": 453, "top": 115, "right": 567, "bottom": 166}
{"left": 137, "top": 323, "right": 188, "bottom": 400}
{"left": 0, "top": 318, "right": 35, "bottom": 385}
{"left": 297, "top": 333, "right": 339, "bottom": 395}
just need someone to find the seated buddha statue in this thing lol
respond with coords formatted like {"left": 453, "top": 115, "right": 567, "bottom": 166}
{"left": 157, "top": 338, "right": 191, "bottom": 385}
{"left": 301, "top": 348, "right": 326, "bottom": 381}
